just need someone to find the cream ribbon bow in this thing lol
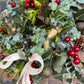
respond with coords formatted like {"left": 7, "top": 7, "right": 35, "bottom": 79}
{"left": 0, "top": 53, "right": 44, "bottom": 84}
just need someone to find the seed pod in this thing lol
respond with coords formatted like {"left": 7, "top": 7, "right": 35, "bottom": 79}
{"left": 48, "top": 29, "right": 57, "bottom": 39}
{"left": 76, "top": 22, "right": 84, "bottom": 31}
{"left": 44, "top": 40, "right": 50, "bottom": 50}
{"left": 56, "top": 27, "right": 62, "bottom": 33}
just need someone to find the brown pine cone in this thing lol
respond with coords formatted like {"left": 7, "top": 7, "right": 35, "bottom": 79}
{"left": 38, "top": 1, "right": 49, "bottom": 20}
{"left": 75, "top": 35, "right": 84, "bottom": 51}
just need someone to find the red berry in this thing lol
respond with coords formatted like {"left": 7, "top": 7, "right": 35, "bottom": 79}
{"left": 30, "top": 79, "right": 33, "bottom": 84}
{"left": 31, "top": 62, "right": 36, "bottom": 68}
{"left": 69, "top": 50, "right": 75, "bottom": 57}
{"left": 8, "top": 1, "right": 11, "bottom": 5}
{"left": 26, "top": 0, "right": 31, "bottom": 3}
{"left": 65, "top": 37, "right": 70, "bottom": 42}
{"left": 73, "top": 58, "right": 80, "bottom": 65}
{"left": 12, "top": 3, "right": 16, "bottom": 7}
{"left": 1, "top": 55, "right": 5, "bottom": 59}
{"left": 74, "top": 54, "right": 79, "bottom": 59}
{"left": 74, "top": 47, "right": 80, "bottom": 52}
{"left": 67, "top": 50, "right": 70, "bottom": 56}
{"left": 56, "top": 0, "right": 60, "bottom": 4}
{"left": 26, "top": 3, "right": 30, "bottom": 8}
{"left": 31, "top": 3, "right": 35, "bottom": 7}
{"left": 29, "top": 75, "right": 32, "bottom": 80}
{"left": 73, "top": 45, "right": 75, "bottom": 48}
{"left": 0, "top": 28, "right": 3, "bottom": 32}
{"left": 1, "top": 50, "right": 5, "bottom": 54}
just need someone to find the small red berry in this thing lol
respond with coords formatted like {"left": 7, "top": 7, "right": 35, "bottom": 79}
{"left": 56, "top": 0, "right": 60, "bottom": 4}
{"left": 69, "top": 50, "right": 75, "bottom": 57}
{"left": 29, "top": 75, "right": 32, "bottom": 80}
{"left": 1, "top": 50, "right": 5, "bottom": 54}
{"left": 26, "top": 0, "right": 31, "bottom": 3}
{"left": 73, "top": 45, "right": 75, "bottom": 48}
{"left": 67, "top": 50, "right": 70, "bottom": 56}
{"left": 31, "top": 62, "right": 36, "bottom": 68}
{"left": 30, "top": 79, "right": 33, "bottom": 84}
{"left": 8, "top": 1, "right": 11, "bottom": 5}
{"left": 74, "top": 47, "right": 80, "bottom": 52}
{"left": 12, "top": 3, "right": 16, "bottom": 7}
{"left": 74, "top": 54, "right": 79, "bottom": 59}
{"left": 0, "top": 28, "right": 3, "bottom": 32}
{"left": 1, "top": 55, "right": 5, "bottom": 59}
{"left": 26, "top": 3, "right": 30, "bottom": 8}
{"left": 65, "top": 37, "right": 70, "bottom": 42}
{"left": 31, "top": 3, "right": 35, "bottom": 7}
{"left": 73, "top": 58, "right": 80, "bottom": 65}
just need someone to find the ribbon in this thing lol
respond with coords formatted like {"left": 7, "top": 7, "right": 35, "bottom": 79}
{"left": 0, "top": 53, "right": 44, "bottom": 84}
{"left": 0, "top": 53, "right": 22, "bottom": 69}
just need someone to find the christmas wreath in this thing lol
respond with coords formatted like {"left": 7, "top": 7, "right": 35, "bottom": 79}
{"left": 0, "top": 0, "right": 84, "bottom": 84}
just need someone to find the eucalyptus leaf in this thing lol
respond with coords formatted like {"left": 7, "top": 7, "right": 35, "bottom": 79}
{"left": 49, "top": 2, "right": 57, "bottom": 11}
{"left": 76, "top": 0, "right": 84, "bottom": 3}
{"left": 53, "top": 52, "right": 68, "bottom": 73}
{"left": 6, "top": 43, "right": 11, "bottom": 49}
{"left": 18, "top": 50, "right": 25, "bottom": 60}
{"left": 7, "top": 8, "right": 12, "bottom": 13}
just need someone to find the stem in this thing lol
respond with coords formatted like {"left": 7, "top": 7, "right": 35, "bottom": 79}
{"left": 69, "top": 42, "right": 74, "bottom": 50}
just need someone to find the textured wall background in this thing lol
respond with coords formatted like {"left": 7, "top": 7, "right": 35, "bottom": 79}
{"left": 0, "top": 0, "right": 7, "bottom": 13}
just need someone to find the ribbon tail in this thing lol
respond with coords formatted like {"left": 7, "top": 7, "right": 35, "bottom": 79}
{"left": 22, "top": 72, "right": 31, "bottom": 84}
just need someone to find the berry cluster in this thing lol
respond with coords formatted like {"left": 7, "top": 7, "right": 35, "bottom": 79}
{"left": 8, "top": 1, "right": 16, "bottom": 7}
{"left": 26, "top": 0, "right": 35, "bottom": 9}
{"left": 65, "top": 37, "right": 80, "bottom": 65}
{"left": 0, "top": 50, "right": 5, "bottom": 59}
{"left": 29, "top": 75, "right": 33, "bottom": 84}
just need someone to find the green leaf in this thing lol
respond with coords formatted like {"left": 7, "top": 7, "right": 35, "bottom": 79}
{"left": 66, "top": 79, "right": 72, "bottom": 83}
{"left": 55, "top": 35, "right": 59, "bottom": 42}
{"left": 7, "top": 8, "right": 12, "bottom": 13}
{"left": 0, "top": 70, "right": 4, "bottom": 83}
{"left": 49, "top": 2, "right": 57, "bottom": 11}
{"left": 76, "top": 0, "right": 84, "bottom": 4}
{"left": 53, "top": 52, "right": 68, "bottom": 73}
{"left": 61, "top": 27, "right": 71, "bottom": 35}
{"left": 27, "top": 9, "right": 38, "bottom": 24}
{"left": 77, "top": 77, "right": 84, "bottom": 83}
{"left": 74, "top": 9, "right": 84, "bottom": 21}
{"left": 12, "top": 73, "right": 17, "bottom": 79}
{"left": 18, "top": 50, "right": 25, "bottom": 59}
{"left": 30, "top": 46, "right": 44, "bottom": 55}
{"left": 12, "top": 79, "right": 17, "bottom": 84}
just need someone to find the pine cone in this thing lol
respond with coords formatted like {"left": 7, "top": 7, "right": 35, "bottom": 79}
{"left": 38, "top": 2, "right": 49, "bottom": 20}
{"left": 75, "top": 35, "right": 84, "bottom": 51}
{"left": 18, "top": 41, "right": 28, "bottom": 49}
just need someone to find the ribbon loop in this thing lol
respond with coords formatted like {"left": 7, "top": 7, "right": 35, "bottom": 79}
{"left": 17, "top": 53, "right": 44, "bottom": 84}
{"left": 0, "top": 53, "right": 21, "bottom": 69}
{"left": 0, "top": 53, "right": 44, "bottom": 84}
